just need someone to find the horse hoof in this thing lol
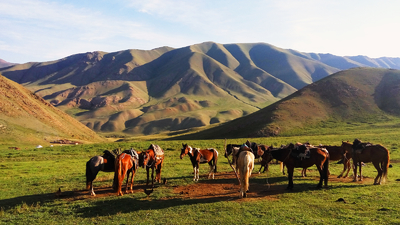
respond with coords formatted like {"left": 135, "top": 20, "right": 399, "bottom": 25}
{"left": 374, "top": 183, "right": 381, "bottom": 185}
{"left": 337, "top": 175, "right": 342, "bottom": 178}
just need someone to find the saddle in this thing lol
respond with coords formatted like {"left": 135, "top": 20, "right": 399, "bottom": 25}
{"left": 352, "top": 139, "right": 372, "bottom": 154}
{"left": 235, "top": 144, "right": 253, "bottom": 158}
{"left": 291, "top": 145, "right": 310, "bottom": 160}
{"left": 123, "top": 148, "right": 139, "bottom": 170}
{"left": 149, "top": 144, "right": 164, "bottom": 161}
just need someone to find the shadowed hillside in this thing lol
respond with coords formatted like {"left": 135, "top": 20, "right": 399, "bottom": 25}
{"left": 0, "top": 75, "right": 104, "bottom": 146}
{"left": 177, "top": 68, "right": 400, "bottom": 139}
{"left": 1, "top": 42, "right": 400, "bottom": 136}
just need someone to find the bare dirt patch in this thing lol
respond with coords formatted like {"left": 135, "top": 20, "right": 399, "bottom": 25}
{"left": 61, "top": 172, "right": 375, "bottom": 202}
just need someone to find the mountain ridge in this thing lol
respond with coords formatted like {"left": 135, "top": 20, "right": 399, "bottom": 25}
{"left": 1, "top": 42, "right": 399, "bottom": 136}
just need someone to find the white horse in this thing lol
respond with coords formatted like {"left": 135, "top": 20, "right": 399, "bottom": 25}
{"left": 236, "top": 148, "right": 255, "bottom": 198}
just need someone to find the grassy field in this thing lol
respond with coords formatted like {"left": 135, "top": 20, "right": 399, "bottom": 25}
{"left": 1, "top": 122, "right": 400, "bottom": 224}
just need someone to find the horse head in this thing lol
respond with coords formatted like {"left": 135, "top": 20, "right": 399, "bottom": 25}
{"left": 180, "top": 143, "right": 190, "bottom": 159}
{"left": 138, "top": 151, "right": 150, "bottom": 168}
{"left": 224, "top": 144, "right": 233, "bottom": 158}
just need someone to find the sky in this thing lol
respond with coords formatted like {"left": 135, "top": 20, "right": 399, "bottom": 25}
{"left": 1, "top": 0, "right": 400, "bottom": 64}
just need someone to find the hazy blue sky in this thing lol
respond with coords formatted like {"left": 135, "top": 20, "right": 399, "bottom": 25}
{"left": 1, "top": 0, "right": 399, "bottom": 63}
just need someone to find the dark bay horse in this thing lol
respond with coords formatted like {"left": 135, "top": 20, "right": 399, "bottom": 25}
{"left": 342, "top": 140, "right": 390, "bottom": 184}
{"left": 139, "top": 144, "right": 164, "bottom": 188}
{"left": 115, "top": 149, "right": 139, "bottom": 196}
{"left": 180, "top": 143, "right": 219, "bottom": 181}
{"left": 236, "top": 146, "right": 255, "bottom": 198}
{"left": 86, "top": 149, "right": 119, "bottom": 196}
{"left": 263, "top": 144, "right": 329, "bottom": 190}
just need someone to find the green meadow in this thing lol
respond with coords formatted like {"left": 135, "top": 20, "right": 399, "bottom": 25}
{"left": 1, "top": 121, "right": 400, "bottom": 224}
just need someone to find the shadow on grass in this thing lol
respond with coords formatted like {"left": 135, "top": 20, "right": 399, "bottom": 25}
{"left": 0, "top": 172, "right": 367, "bottom": 215}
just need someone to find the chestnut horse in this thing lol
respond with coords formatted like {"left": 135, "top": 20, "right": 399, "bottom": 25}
{"left": 263, "top": 144, "right": 329, "bottom": 190}
{"left": 115, "top": 149, "right": 139, "bottom": 196}
{"left": 342, "top": 140, "right": 390, "bottom": 184}
{"left": 139, "top": 144, "right": 164, "bottom": 188}
{"left": 236, "top": 145, "right": 255, "bottom": 198}
{"left": 180, "top": 143, "right": 219, "bottom": 181}
{"left": 86, "top": 150, "right": 119, "bottom": 196}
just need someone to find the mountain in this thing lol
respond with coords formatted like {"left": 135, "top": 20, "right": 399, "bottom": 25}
{"left": 178, "top": 67, "right": 400, "bottom": 139}
{"left": 1, "top": 42, "right": 399, "bottom": 136}
{"left": 0, "top": 59, "right": 17, "bottom": 68}
{"left": 0, "top": 74, "right": 104, "bottom": 146}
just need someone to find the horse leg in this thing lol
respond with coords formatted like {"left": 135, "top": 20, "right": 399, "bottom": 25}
{"left": 156, "top": 163, "right": 162, "bottom": 183}
{"left": 317, "top": 165, "right": 323, "bottom": 189}
{"left": 281, "top": 162, "right": 285, "bottom": 175}
{"left": 372, "top": 161, "right": 383, "bottom": 185}
{"left": 208, "top": 162, "right": 214, "bottom": 179}
{"left": 196, "top": 167, "right": 200, "bottom": 181}
{"left": 146, "top": 167, "right": 150, "bottom": 187}
{"left": 151, "top": 167, "right": 155, "bottom": 188}
{"left": 301, "top": 168, "right": 307, "bottom": 177}
{"left": 129, "top": 169, "right": 135, "bottom": 193}
{"left": 287, "top": 166, "right": 294, "bottom": 190}
{"left": 353, "top": 161, "right": 358, "bottom": 182}
{"left": 89, "top": 182, "right": 96, "bottom": 196}
{"left": 125, "top": 170, "right": 130, "bottom": 194}
{"left": 193, "top": 166, "right": 197, "bottom": 181}
{"left": 338, "top": 159, "right": 348, "bottom": 178}
{"left": 359, "top": 162, "right": 363, "bottom": 181}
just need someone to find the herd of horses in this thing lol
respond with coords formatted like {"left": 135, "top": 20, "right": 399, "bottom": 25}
{"left": 86, "top": 144, "right": 164, "bottom": 196}
{"left": 85, "top": 139, "right": 390, "bottom": 198}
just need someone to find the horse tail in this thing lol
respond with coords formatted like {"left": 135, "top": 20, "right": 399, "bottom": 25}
{"left": 213, "top": 149, "right": 218, "bottom": 173}
{"left": 323, "top": 154, "right": 329, "bottom": 185}
{"left": 115, "top": 155, "right": 123, "bottom": 193}
{"left": 382, "top": 148, "right": 390, "bottom": 183}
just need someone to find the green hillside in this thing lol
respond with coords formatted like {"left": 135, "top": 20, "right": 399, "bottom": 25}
{"left": 178, "top": 68, "right": 400, "bottom": 139}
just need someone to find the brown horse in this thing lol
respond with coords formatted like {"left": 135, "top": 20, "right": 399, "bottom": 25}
{"left": 263, "top": 144, "right": 329, "bottom": 190}
{"left": 342, "top": 140, "right": 390, "bottom": 184}
{"left": 180, "top": 143, "right": 219, "bottom": 181}
{"left": 319, "top": 145, "right": 352, "bottom": 178}
{"left": 236, "top": 146, "right": 254, "bottom": 198}
{"left": 139, "top": 144, "right": 164, "bottom": 188}
{"left": 115, "top": 149, "right": 139, "bottom": 196}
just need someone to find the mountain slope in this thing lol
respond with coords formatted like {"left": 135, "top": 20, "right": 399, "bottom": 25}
{"left": 178, "top": 68, "right": 400, "bottom": 139}
{"left": 0, "top": 59, "right": 17, "bottom": 68}
{"left": 1, "top": 42, "right": 400, "bottom": 136}
{"left": 0, "top": 74, "right": 104, "bottom": 145}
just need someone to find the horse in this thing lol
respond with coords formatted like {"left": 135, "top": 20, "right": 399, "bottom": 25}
{"left": 342, "top": 140, "right": 390, "bottom": 184}
{"left": 262, "top": 144, "right": 329, "bottom": 190}
{"left": 258, "top": 144, "right": 307, "bottom": 177}
{"left": 86, "top": 149, "right": 120, "bottom": 196}
{"left": 180, "top": 143, "right": 219, "bottom": 181}
{"left": 139, "top": 144, "right": 164, "bottom": 188}
{"left": 319, "top": 144, "right": 352, "bottom": 178}
{"left": 245, "top": 140, "right": 261, "bottom": 159}
{"left": 115, "top": 149, "right": 139, "bottom": 196}
{"left": 236, "top": 145, "right": 255, "bottom": 198}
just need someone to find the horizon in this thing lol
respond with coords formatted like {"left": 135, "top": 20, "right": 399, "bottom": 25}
{"left": 1, "top": 0, "right": 400, "bottom": 64}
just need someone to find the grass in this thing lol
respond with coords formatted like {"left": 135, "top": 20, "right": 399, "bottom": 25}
{"left": 1, "top": 122, "right": 400, "bottom": 224}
